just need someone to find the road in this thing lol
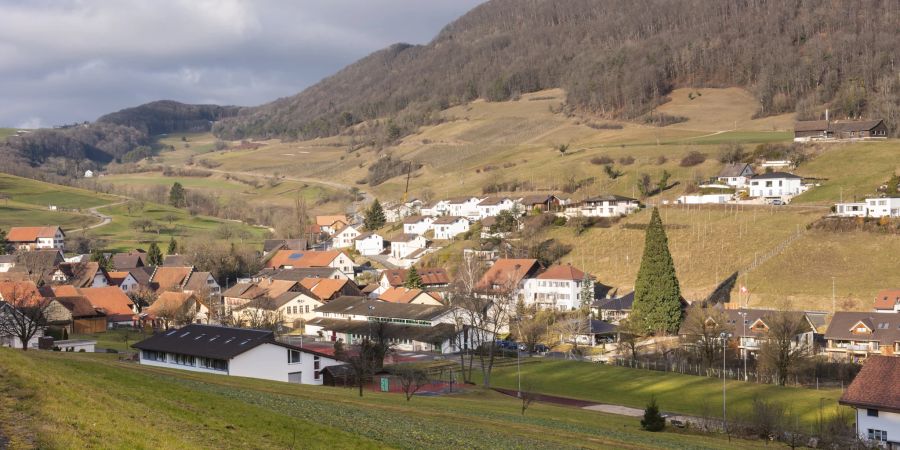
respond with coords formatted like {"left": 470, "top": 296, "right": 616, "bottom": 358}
{"left": 367, "top": 253, "right": 400, "bottom": 269}
{"left": 82, "top": 200, "right": 128, "bottom": 231}
{"left": 206, "top": 168, "right": 372, "bottom": 206}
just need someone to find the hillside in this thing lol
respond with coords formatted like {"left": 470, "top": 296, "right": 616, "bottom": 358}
{"left": 214, "top": 0, "right": 900, "bottom": 141}
{"left": 0, "top": 349, "right": 807, "bottom": 449}
{"left": 97, "top": 100, "right": 241, "bottom": 136}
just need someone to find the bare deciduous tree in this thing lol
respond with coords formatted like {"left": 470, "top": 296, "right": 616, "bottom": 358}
{"left": 680, "top": 305, "right": 732, "bottom": 372}
{"left": 395, "top": 366, "right": 429, "bottom": 401}
{"left": 0, "top": 282, "right": 50, "bottom": 350}
{"left": 758, "top": 310, "right": 810, "bottom": 386}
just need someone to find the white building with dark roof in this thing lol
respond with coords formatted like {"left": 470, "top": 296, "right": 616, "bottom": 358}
{"left": 748, "top": 172, "right": 804, "bottom": 200}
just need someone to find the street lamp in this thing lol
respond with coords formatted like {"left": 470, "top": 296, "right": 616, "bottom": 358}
{"left": 738, "top": 311, "right": 748, "bottom": 381}
{"left": 720, "top": 331, "right": 732, "bottom": 437}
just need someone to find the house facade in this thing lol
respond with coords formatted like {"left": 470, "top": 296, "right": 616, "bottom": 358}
{"left": 717, "top": 163, "right": 755, "bottom": 188}
{"left": 839, "top": 356, "right": 900, "bottom": 447}
{"left": 432, "top": 216, "right": 469, "bottom": 240}
{"left": 332, "top": 225, "right": 361, "bottom": 249}
{"left": 748, "top": 172, "right": 804, "bottom": 200}
{"left": 521, "top": 264, "right": 591, "bottom": 311}
{"left": 7, "top": 226, "right": 65, "bottom": 251}
{"left": 477, "top": 197, "right": 517, "bottom": 219}
{"left": 824, "top": 312, "right": 900, "bottom": 360}
{"left": 794, "top": 119, "right": 888, "bottom": 142}
{"left": 402, "top": 216, "right": 435, "bottom": 236}
{"left": 134, "top": 324, "right": 342, "bottom": 385}
{"left": 564, "top": 195, "right": 640, "bottom": 218}
{"left": 354, "top": 232, "right": 384, "bottom": 256}
{"left": 389, "top": 234, "right": 427, "bottom": 260}
{"left": 447, "top": 197, "right": 484, "bottom": 219}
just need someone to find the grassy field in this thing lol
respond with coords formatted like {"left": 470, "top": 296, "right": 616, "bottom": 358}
{"left": 0, "top": 173, "right": 116, "bottom": 210}
{"left": 0, "top": 201, "right": 97, "bottom": 230}
{"left": 0, "top": 349, "right": 772, "bottom": 449}
{"left": 486, "top": 360, "right": 845, "bottom": 428}
{"left": 0, "top": 128, "right": 16, "bottom": 139}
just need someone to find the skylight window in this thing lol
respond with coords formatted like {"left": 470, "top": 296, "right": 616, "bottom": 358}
{"left": 224, "top": 337, "right": 235, "bottom": 344}
{"left": 209, "top": 335, "right": 220, "bottom": 342}
{"left": 239, "top": 339, "right": 252, "bottom": 345}
{"left": 180, "top": 332, "right": 190, "bottom": 338}
{"left": 194, "top": 334, "right": 206, "bottom": 340}
{"left": 165, "top": 330, "right": 178, "bottom": 336}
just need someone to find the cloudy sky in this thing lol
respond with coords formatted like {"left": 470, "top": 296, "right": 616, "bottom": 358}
{"left": 0, "top": 0, "right": 485, "bottom": 128}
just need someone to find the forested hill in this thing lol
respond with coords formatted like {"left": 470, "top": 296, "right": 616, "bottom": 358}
{"left": 97, "top": 100, "right": 241, "bottom": 136}
{"left": 0, "top": 101, "right": 241, "bottom": 169}
{"left": 213, "top": 0, "right": 900, "bottom": 141}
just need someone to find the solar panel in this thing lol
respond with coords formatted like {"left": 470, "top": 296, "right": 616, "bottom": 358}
{"left": 288, "top": 253, "right": 304, "bottom": 260}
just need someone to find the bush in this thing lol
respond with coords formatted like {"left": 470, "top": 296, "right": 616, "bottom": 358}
{"left": 718, "top": 143, "right": 746, "bottom": 163}
{"left": 618, "top": 156, "right": 635, "bottom": 165}
{"left": 643, "top": 113, "right": 688, "bottom": 127}
{"left": 590, "top": 155, "right": 614, "bottom": 165}
{"left": 552, "top": 216, "right": 567, "bottom": 226}
{"left": 680, "top": 151, "right": 706, "bottom": 167}
{"left": 655, "top": 155, "right": 667, "bottom": 165}
{"left": 640, "top": 396, "right": 665, "bottom": 431}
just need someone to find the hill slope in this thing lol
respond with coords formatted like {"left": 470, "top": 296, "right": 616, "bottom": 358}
{"left": 214, "top": 0, "right": 900, "bottom": 141}
{"left": 97, "top": 100, "right": 241, "bottom": 136}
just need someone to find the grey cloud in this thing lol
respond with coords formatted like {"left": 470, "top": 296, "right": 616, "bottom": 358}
{"left": 0, "top": 0, "right": 485, "bottom": 127}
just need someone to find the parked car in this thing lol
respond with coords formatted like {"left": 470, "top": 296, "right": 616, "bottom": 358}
{"left": 770, "top": 199, "right": 785, "bottom": 205}
{"left": 533, "top": 344, "right": 550, "bottom": 353}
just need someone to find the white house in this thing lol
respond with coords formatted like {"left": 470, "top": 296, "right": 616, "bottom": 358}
{"left": 564, "top": 195, "right": 640, "bottom": 218}
{"left": 833, "top": 202, "right": 869, "bottom": 217}
{"left": 389, "top": 234, "right": 428, "bottom": 263}
{"left": 402, "top": 216, "right": 435, "bottom": 236}
{"left": 477, "top": 197, "right": 517, "bottom": 219}
{"left": 108, "top": 271, "right": 141, "bottom": 293}
{"left": 716, "top": 163, "right": 755, "bottom": 188}
{"left": 839, "top": 356, "right": 900, "bottom": 447}
{"left": 521, "top": 264, "right": 592, "bottom": 311}
{"left": 133, "top": 324, "right": 343, "bottom": 385}
{"left": 353, "top": 232, "right": 385, "bottom": 256}
{"left": 748, "top": 172, "right": 804, "bottom": 200}
{"left": 84, "top": 170, "right": 94, "bottom": 178}
{"left": 384, "top": 199, "right": 422, "bottom": 222}
{"left": 865, "top": 197, "right": 900, "bottom": 218}
{"left": 432, "top": 216, "right": 469, "bottom": 240}
{"left": 677, "top": 194, "right": 731, "bottom": 205}
{"left": 6, "top": 226, "right": 65, "bottom": 251}
{"left": 420, "top": 200, "right": 450, "bottom": 217}
{"left": 332, "top": 225, "right": 361, "bottom": 249}
{"left": 447, "top": 196, "right": 484, "bottom": 219}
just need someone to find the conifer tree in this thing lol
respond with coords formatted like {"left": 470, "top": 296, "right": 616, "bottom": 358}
{"left": 632, "top": 207, "right": 683, "bottom": 334}
{"left": 579, "top": 272, "right": 594, "bottom": 314}
{"left": 147, "top": 242, "right": 163, "bottom": 266}
{"left": 640, "top": 396, "right": 666, "bottom": 431}
{"left": 0, "top": 228, "right": 7, "bottom": 255}
{"left": 364, "top": 199, "right": 386, "bottom": 230}
{"left": 168, "top": 182, "right": 186, "bottom": 208}
{"left": 167, "top": 236, "right": 178, "bottom": 255}
{"left": 403, "top": 266, "right": 423, "bottom": 289}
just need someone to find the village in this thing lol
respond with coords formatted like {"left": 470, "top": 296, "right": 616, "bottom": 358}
{"left": 1, "top": 113, "right": 899, "bottom": 447}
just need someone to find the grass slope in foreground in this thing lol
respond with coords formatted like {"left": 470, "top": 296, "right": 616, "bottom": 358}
{"left": 0, "top": 349, "right": 770, "bottom": 449}
{"left": 487, "top": 360, "right": 845, "bottom": 428}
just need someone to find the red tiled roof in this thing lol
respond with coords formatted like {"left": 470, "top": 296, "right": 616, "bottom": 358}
{"left": 78, "top": 287, "right": 134, "bottom": 315}
{"left": 315, "top": 215, "right": 348, "bottom": 227}
{"left": 537, "top": 264, "right": 587, "bottom": 281}
{"left": 477, "top": 259, "right": 539, "bottom": 290}
{"left": 151, "top": 266, "right": 193, "bottom": 291}
{"left": 6, "top": 226, "right": 61, "bottom": 242}
{"left": 146, "top": 291, "right": 193, "bottom": 315}
{"left": 874, "top": 289, "right": 900, "bottom": 310}
{"left": 266, "top": 250, "right": 344, "bottom": 269}
{"left": 378, "top": 287, "right": 441, "bottom": 304}
{"left": 839, "top": 356, "right": 900, "bottom": 412}
{"left": 300, "top": 278, "right": 347, "bottom": 301}
{"left": 382, "top": 268, "right": 450, "bottom": 287}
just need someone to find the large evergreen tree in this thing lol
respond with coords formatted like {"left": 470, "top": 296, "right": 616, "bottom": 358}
{"left": 632, "top": 207, "right": 683, "bottom": 334}
{"left": 168, "top": 182, "right": 186, "bottom": 208}
{"left": 579, "top": 272, "right": 594, "bottom": 314}
{"left": 364, "top": 199, "right": 386, "bottom": 230}
{"left": 403, "top": 266, "right": 423, "bottom": 289}
{"left": 147, "top": 242, "right": 163, "bottom": 266}
{"left": 0, "top": 228, "right": 7, "bottom": 255}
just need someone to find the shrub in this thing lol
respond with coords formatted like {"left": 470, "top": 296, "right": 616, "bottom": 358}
{"left": 643, "top": 113, "right": 688, "bottom": 127}
{"left": 586, "top": 122, "right": 624, "bottom": 130}
{"left": 619, "top": 156, "right": 635, "bottom": 165}
{"left": 655, "top": 155, "right": 667, "bottom": 165}
{"left": 640, "top": 396, "right": 665, "bottom": 431}
{"left": 680, "top": 151, "right": 706, "bottom": 167}
{"left": 718, "top": 143, "right": 746, "bottom": 163}
{"left": 590, "top": 155, "right": 614, "bottom": 165}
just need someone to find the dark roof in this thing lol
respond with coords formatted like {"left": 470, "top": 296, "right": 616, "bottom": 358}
{"left": 128, "top": 267, "right": 153, "bottom": 287}
{"left": 824, "top": 312, "right": 900, "bottom": 346}
{"left": 110, "top": 251, "right": 148, "bottom": 270}
{"left": 829, "top": 119, "right": 884, "bottom": 133}
{"left": 721, "top": 308, "right": 815, "bottom": 338}
{"left": 183, "top": 272, "right": 215, "bottom": 291}
{"left": 402, "top": 215, "right": 430, "bottom": 224}
{"left": 432, "top": 216, "right": 467, "bottom": 225}
{"left": 54, "top": 296, "right": 100, "bottom": 317}
{"left": 518, "top": 194, "right": 554, "bottom": 206}
{"left": 314, "top": 296, "right": 451, "bottom": 321}
{"left": 263, "top": 239, "right": 307, "bottom": 253}
{"left": 593, "top": 291, "right": 634, "bottom": 310}
{"left": 589, "top": 319, "right": 618, "bottom": 335}
{"left": 477, "top": 196, "right": 510, "bottom": 206}
{"left": 162, "top": 255, "right": 188, "bottom": 267}
{"left": 751, "top": 172, "right": 802, "bottom": 180}
{"left": 794, "top": 120, "right": 829, "bottom": 132}
{"left": 132, "top": 324, "right": 277, "bottom": 360}
{"left": 839, "top": 356, "right": 900, "bottom": 412}
{"left": 390, "top": 233, "right": 423, "bottom": 243}
{"left": 255, "top": 267, "right": 342, "bottom": 281}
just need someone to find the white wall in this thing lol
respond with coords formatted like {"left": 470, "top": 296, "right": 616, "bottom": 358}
{"left": 749, "top": 178, "right": 802, "bottom": 198}
{"left": 855, "top": 408, "right": 900, "bottom": 445}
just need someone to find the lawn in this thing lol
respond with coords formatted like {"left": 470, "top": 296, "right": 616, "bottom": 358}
{"left": 0, "top": 349, "right": 772, "bottom": 449}
{"left": 485, "top": 360, "right": 845, "bottom": 429}
{"left": 793, "top": 141, "right": 900, "bottom": 205}
{"left": 0, "top": 201, "right": 97, "bottom": 230}
{"left": 0, "top": 173, "right": 116, "bottom": 210}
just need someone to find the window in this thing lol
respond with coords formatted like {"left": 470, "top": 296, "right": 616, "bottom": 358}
{"left": 868, "top": 429, "right": 887, "bottom": 442}
{"left": 867, "top": 408, "right": 879, "bottom": 417}
{"left": 288, "top": 349, "right": 302, "bottom": 364}
{"left": 198, "top": 357, "right": 228, "bottom": 371}
{"left": 172, "top": 353, "right": 194, "bottom": 366}
{"left": 314, "top": 356, "right": 320, "bottom": 370}
{"left": 142, "top": 350, "right": 166, "bottom": 361}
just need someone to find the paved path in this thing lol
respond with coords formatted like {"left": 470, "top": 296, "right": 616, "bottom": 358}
{"left": 83, "top": 200, "right": 128, "bottom": 230}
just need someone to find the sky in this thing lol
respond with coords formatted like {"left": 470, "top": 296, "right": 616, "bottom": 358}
{"left": 0, "top": 0, "right": 486, "bottom": 128}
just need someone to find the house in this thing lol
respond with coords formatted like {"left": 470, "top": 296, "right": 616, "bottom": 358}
{"left": 720, "top": 309, "right": 817, "bottom": 357}
{"left": 300, "top": 278, "right": 362, "bottom": 303}
{"left": 76, "top": 287, "right": 137, "bottom": 327}
{"left": 332, "top": 225, "right": 361, "bottom": 249}
{"left": 824, "top": 312, "right": 900, "bottom": 360}
{"left": 833, "top": 202, "right": 869, "bottom": 217}
{"left": 84, "top": 170, "right": 94, "bottom": 178}
{"left": 353, "top": 232, "right": 385, "bottom": 256}
{"left": 315, "top": 215, "right": 349, "bottom": 235}
{"left": 133, "top": 324, "right": 343, "bottom": 384}
{"left": 389, "top": 234, "right": 428, "bottom": 260}
{"left": 432, "top": 216, "right": 469, "bottom": 240}
{"left": 162, "top": 255, "right": 189, "bottom": 267}
{"left": 477, "top": 196, "right": 518, "bottom": 219}
{"left": 271, "top": 290, "right": 325, "bottom": 325}
{"left": 0, "top": 255, "right": 14, "bottom": 272}
{"left": 50, "top": 262, "right": 110, "bottom": 288}
{"left": 150, "top": 266, "right": 195, "bottom": 292}
{"left": 875, "top": 289, "right": 900, "bottom": 313}
{"left": 265, "top": 250, "right": 354, "bottom": 276}
{"left": 593, "top": 292, "right": 634, "bottom": 324}
{"left": 7, "top": 226, "right": 65, "bottom": 251}
{"left": 107, "top": 271, "right": 141, "bottom": 293}
{"left": 51, "top": 295, "right": 107, "bottom": 334}
{"left": 794, "top": 119, "right": 888, "bottom": 142}
{"left": 717, "top": 163, "right": 755, "bottom": 188}
{"left": 476, "top": 258, "right": 541, "bottom": 295}
{"left": 110, "top": 250, "right": 149, "bottom": 271}
{"left": 564, "top": 195, "right": 640, "bottom": 218}
{"left": 574, "top": 319, "right": 619, "bottom": 346}
{"left": 145, "top": 291, "right": 210, "bottom": 327}
{"left": 865, "top": 198, "right": 900, "bottom": 218}
{"left": 521, "top": 264, "right": 592, "bottom": 311}
{"left": 838, "top": 356, "right": 900, "bottom": 447}
{"left": 447, "top": 196, "right": 484, "bottom": 219}
{"left": 377, "top": 268, "right": 450, "bottom": 295}
{"left": 384, "top": 199, "right": 422, "bottom": 222}
{"left": 402, "top": 216, "right": 435, "bottom": 236}
{"left": 262, "top": 239, "right": 307, "bottom": 254}
{"left": 183, "top": 271, "right": 221, "bottom": 297}
{"left": 518, "top": 195, "right": 562, "bottom": 213}
{"left": 420, "top": 200, "right": 450, "bottom": 217}
{"left": 222, "top": 279, "right": 304, "bottom": 310}
{"left": 378, "top": 287, "right": 443, "bottom": 305}
{"left": 676, "top": 194, "right": 732, "bottom": 205}
{"left": 748, "top": 172, "right": 804, "bottom": 200}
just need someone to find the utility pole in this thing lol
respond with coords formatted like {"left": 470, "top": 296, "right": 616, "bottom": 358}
{"left": 832, "top": 277, "right": 836, "bottom": 313}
